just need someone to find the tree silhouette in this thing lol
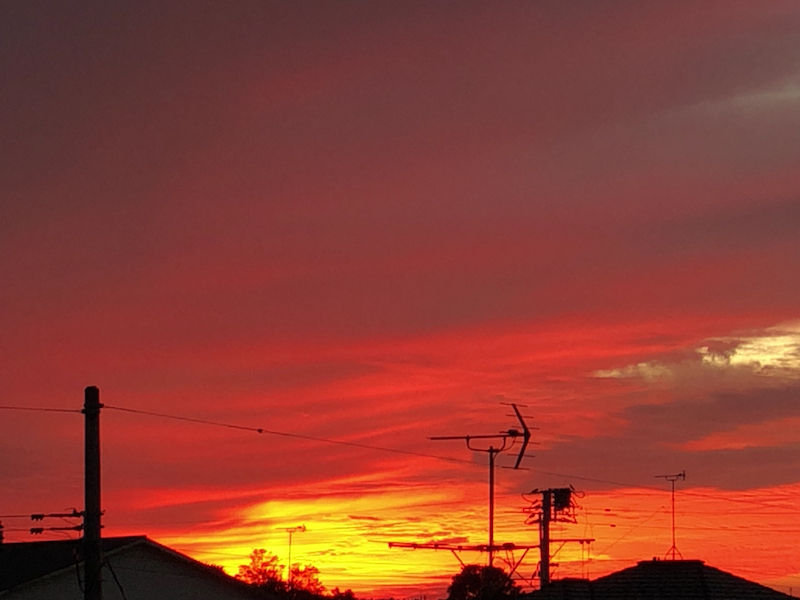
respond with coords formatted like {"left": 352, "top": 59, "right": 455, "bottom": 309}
{"left": 237, "top": 548, "right": 287, "bottom": 594}
{"left": 237, "top": 549, "right": 333, "bottom": 600}
{"left": 447, "top": 565, "right": 519, "bottom": 600}
{"left": 290, "top": 564, "right": 325, "bottom": 596}
{"left": 329, "top": 588, "right": 357, "bottom": 600}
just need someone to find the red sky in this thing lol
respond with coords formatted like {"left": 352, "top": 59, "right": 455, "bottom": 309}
{"left": 2, "top": 1, "right": 800, "bottom": 597}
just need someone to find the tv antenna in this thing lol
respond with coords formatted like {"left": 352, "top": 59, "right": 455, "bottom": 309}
{"left": 285, "top": 525, "right": 306, "bottom": 587}
{"left": 655, "top": 470, "right": 685, "bottom": 560}
{"left": 389, "top": 403, "right": 533, "bottom": 567}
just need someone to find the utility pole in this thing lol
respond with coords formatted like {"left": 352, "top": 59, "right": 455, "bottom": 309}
{"left": 656, "top": 471, "right": 685, "bottom": 560}
{"left": 488, "top": 446, "right": 496, "bottom": 563}
{"left": 525, "top": 488, "right": 592, "bottom": 589}
{"left": 83, "top": 386, "right": 103, "bottom": 600}
{"left": 539, "top": 491, "right": 551, "bottom": 587}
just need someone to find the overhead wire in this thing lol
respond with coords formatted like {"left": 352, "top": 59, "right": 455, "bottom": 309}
{"left": 0, "top": 435, "right": 688, "bottom": 591}
{"left": 592, "top": 508, "right": 664, "bottom": 556}
{"left": 4, "top": 402, "right": 800, "bottom": 515}
{"left": 0, "top": 405, "right": 81, "bottom": 413}
{"left": 2, "top": 422, "right": 796, "bottom": 542}
{"left": 105, "top": 559, "right": 130, "bottom": 600}
{"left": 103, "top": 405, "right": 474, "bottom": 466}
{"left": 107, "top": 404, "right": 800, "bottom": 513}
{"left": 532, "top": 470, "right": 800, "bottom": 511}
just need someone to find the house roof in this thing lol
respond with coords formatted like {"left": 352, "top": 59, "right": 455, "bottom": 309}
{"left": 0, "top": 535, "right": 262, "bottom": 597}
{"left": 530, "top": 560, "right": 793, "bottom": 600}
{"left": 0, "top": 535, "right": 144, "bottom": 592}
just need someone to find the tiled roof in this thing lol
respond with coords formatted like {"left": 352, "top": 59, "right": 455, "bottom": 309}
{"left": 529, "top": 560, "right": 793, "bottom": 600}
{"left": 0, "top": 536, "right": 144, "bottom": 592}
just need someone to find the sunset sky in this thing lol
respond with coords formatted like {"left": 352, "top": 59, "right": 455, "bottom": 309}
{"left": 2, "top": 1, "right": 800, "bottom": 597}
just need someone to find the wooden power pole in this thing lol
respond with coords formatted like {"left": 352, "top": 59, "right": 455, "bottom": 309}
{"left": 525, "top": 488, "right": 593, "bottom": 589}
{"left": 539, "top": 490, "right": 551, "bottom": 587}
{"left": 83, "top": 386, "right": 103, "bottom": 600}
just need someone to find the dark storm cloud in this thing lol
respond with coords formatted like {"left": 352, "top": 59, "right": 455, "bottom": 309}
{"left": 2, "top": 0, "right": 799, "bottom": 347}
{"left": 529, "top": 382, "right": 800, "bottom": 491}
{"left": 533, "top": 435, "right": 800, "bottom": 492}
{"left": 643, "top": 198, "right": 800, "bottom": 257}
{"left": 621, "top": 384, "right": 800, "bottom": 444}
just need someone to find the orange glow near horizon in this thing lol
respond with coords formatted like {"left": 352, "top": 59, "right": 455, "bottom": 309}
{"left": 4, "top": 313, "right": 800, "bottom": 598}
{"left": 109, "top": 479, "right": 800, "bottom": 598}
{"left": 89, "top": 316, "right": 800, "bottom": 598}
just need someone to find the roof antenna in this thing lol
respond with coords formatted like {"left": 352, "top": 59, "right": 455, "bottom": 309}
{"left": 655, "top": 470, "right": 686, "bottom": 560}
{"left": 427, "top": 403, "right": 532, "bottom": 566}
{"left": 388, "top": 404, "right": 538, "bottom": 573}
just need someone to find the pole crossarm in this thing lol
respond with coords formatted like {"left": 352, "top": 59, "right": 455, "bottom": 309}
{"left": 388, "top": 542, "right": 540, "bottom": 552}
{"left": 30, "top": 510, "right": 83, "bottom": 520}
{"left": 389, "top": 541, "right": 540, "bottom": 583}
{"left": 31, "top": 525, "right": 84, "bottom": 535}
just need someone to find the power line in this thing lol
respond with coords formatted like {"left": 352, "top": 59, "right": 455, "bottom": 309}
{"left": 6, "top": 401, "right": 798, "bottom": 515}
{"left": 0, "top": 405, "right": 81, "bottom": 414}
{"left": 103, "top": 405, "right": 474, "bottom": 466}
{"left": 533, "top": 470, "right": 800, "bottom": 511}
{"left": 593, "top": 508, "right": 664, "bottom": 556}
{"left": 105, "top": 559, "right": 130, "bottom": 600}
{"left": 106, "top": 404, "right": 800, "bottom": 513}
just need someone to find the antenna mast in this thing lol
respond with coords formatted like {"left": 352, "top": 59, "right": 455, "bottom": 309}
{"left": 655, "top": 470, "right": 685, "bottom": 560}
{"left": 428, "top": 403, "right": 531, "bottom": 566}
{"left": 389, "top": 404, "right": 535, "bottom": 572}
{"left": 285, "top": 525, "right": 306, "bottom": 588}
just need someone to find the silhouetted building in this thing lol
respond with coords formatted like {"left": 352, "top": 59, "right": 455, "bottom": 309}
{"left": 528, "top": 559, "right": 792, "bottom": 600}
{"left": 0, "top": 535, "right": 265, "bottom": 599}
